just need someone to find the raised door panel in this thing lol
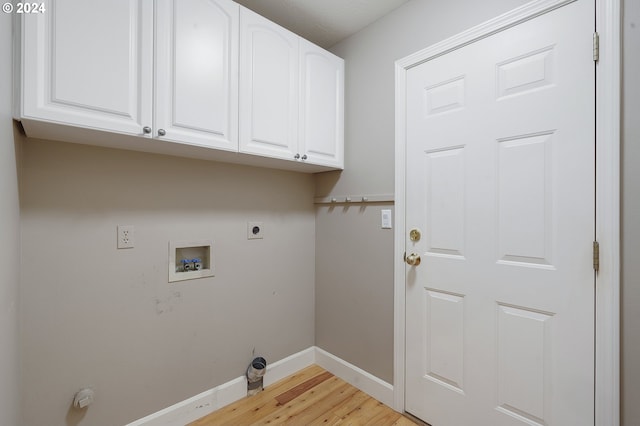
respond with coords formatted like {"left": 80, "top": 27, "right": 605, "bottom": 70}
{"left": 239, "top": 7, "right": 299, "bottom": 160}
{"left": 20, "top": 0, "right": 153, "bottom": 136}
{"left": 298, "top": 39, "right": 344, "bottom": 169}
{"left": 155, "top": 0, "right": 239, "bottom": 151}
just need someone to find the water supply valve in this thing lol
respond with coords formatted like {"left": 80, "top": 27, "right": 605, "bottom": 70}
{"left": 178, "top": 258, "right": 202, "bottom": 272}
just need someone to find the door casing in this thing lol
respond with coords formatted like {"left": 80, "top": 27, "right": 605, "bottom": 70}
{"left": 393, "top": 0, "right": 621, "bottom": 424}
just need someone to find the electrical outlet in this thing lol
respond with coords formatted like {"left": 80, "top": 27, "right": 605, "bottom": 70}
{"left": 117, "top": 225, "right": 135, "bottom": 249}
{"left": 247, "top": 222, "right": 264, "bottom": 240}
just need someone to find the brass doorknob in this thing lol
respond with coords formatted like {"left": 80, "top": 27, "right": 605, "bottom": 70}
{"left": 405, "top": 252, "right": 421, "bottom": 266}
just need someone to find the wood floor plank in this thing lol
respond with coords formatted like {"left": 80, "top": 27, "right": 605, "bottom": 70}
{"left": 275, "top": 382, "right": 359, "bottom": 425}
{"left": 248, "top": 377, "right": 346, "bottom": 425}
{"left": 191, "top": 364, "right": 419, "bottom": 426}
{"left": 392, "top": 415, "right": 426, "bottom": 426}
{"left": 227, "top": 377, "right": 344, "bottom": 425}
{"left": 330, "top": 390, "right": 371, "bottom": 419}
{"left": 274, "top": 370, "right": 333, "bottom": 405}
{"left": 366, "top": 407, "right": 405, "bottom": 425}
{"left": 188, "top": 365, "right": 325, "bottom": 426}
{"left": 316, "top": 414, "right": 343, "bottom": 426}
{"left": 307, "top": 389, "right": 370, "bottom": 426}
{"left": 332, "top": 396, "right": 388, "bottom": 424}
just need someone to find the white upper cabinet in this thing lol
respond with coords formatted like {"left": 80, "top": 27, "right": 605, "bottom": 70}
{"left": 239, "top": 7, "right": 344, "bottom": 169}
{"left": 239, "top": 7, "right": 299, "bottom": 160}
{"left": 15, "top": 0, "right": 343, "bottom": 172}
{"left": 299, "top": 39, "right": 344, "bottom": 168}
{"left": 18, "top": 0, "right": 153, "bottom": 136}
{"left": 155, "top": 0, "right": 238, "bottom": 151}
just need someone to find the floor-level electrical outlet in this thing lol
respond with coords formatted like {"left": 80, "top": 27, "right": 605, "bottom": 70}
{"left": 117, "top": 225, "right": 135, "bottom": 249}
{"left": 247, "top": 222, "right": 264, "bottom": 240}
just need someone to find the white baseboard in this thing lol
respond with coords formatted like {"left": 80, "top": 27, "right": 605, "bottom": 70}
{"left": 263, "top": 347, "right": 315, "bottom": 387}
{"left": 125, "top": 348, "right": 315, "bottom": 426}
{"left": 125, "top": 376, "right": 246, "bottom": 426}
{"left": 313, "top": 346, "right": 394, "bottom": 408}
{"left": 125, "top": 346, "right": 393, "bottom": 425}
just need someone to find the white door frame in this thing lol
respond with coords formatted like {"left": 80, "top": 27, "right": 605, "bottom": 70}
{"left": 393, "top": 0, "right": 621, "bottom": 425}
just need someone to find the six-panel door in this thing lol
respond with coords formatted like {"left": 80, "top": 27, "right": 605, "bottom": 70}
{"left": 404, "top": 1, "right": 595, "bottom": 424}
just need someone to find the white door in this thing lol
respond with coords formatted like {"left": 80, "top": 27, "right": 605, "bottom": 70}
{"left": 404, "top": 1, "right": 595, "bottom": 425}
{"left": 21, "top": 0, "right": 153, "bottom": 136}
{"left": 298, "top": 39, "right": 345, "bottom": 169}
{"left": 155, "top": 0, "right": 239, "bottom": 150}
{"left": 239, "top": 7, "right": 299, "bottom": 160}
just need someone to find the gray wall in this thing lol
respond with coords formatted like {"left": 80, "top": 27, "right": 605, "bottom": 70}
{"left": 19, "top": 140, "right": 316, "bottom": 426}
{"left": 621, "top": 0, "right": 639, "bottom": 423}
{"left": 0, "top": 11, "right": 21, "bottom": 426}
{"left": 315, "top": 0, "right": 530, "bottom": 384}
{"left": 315, "top": 204, "right": 395, "bottom": 382}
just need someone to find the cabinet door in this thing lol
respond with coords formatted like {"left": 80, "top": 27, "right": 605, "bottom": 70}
{"left": 20, "top": 0, "right": 153, "bottom": 136}
{"left": 239, "top": 7, "right": 299, "bottom": 160}
{"left": 155, "top": 0, "right": 239, "bottom": 150}
{"left": 299, "top": 39, "right": 344, "bottom": 169}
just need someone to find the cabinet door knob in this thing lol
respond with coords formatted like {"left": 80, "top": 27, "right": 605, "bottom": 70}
{"left": 157, "top": 129, "right": 166, "bottom": 136}
{"left": 294, "top": 153, "right": 300, "bottom": 160}
{"left": 143, "top": 126, "right": 152, "bottom": 134}
{"left": 301, "top": 154, "right": 308, "bottom": 160}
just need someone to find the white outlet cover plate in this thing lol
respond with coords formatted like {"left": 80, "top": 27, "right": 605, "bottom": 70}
{"left": 117, "top": 225, "right": 135, "bottom": 249}
{"left": 247, "top": 222, "right": 264, "bottom": 239}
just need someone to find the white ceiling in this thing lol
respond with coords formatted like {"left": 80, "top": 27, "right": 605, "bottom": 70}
{"left": 234, "top": 0, "right": 410, "bottom": 48}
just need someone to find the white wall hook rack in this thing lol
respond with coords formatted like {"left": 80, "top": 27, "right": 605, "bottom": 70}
{"left": 313, "top": 194, "right": 394, "bottom": 204}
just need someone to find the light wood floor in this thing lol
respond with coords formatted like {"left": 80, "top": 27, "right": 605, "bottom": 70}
{"left": 190, "top": 364, "right": 419, "bottom": 425}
